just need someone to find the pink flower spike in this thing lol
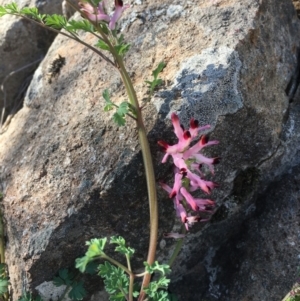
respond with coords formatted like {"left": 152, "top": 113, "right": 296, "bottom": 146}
{"left": 173, "top": 155, "right": 188, "bottom": 170}
{"left": 186, "top": 215, "right": 201, "bottom": 227}
{"left": 160, "top": 182, "right": 172, "bottom": 194}
{"left": 109, "top": 0, "right": 130, "bottom": 29}
{"left": 175, "top": 203, "right": 187, "bottom": 223}
{"left": 193, "top": 154, "right": 220, "bottom": 174}
{"left": 193, "top": 198, "right": 215, "bottom": 212}
{"left": 79, "top": 1, "right": 110, "bottom": 23}
{"left": 187, "top": 170, "right": 218, "bottom": 194}
{"left": 180, "top": 187, "right": 199, "bottom": 211}
{"left": 182, "top": 135, "right": 218, "bottom": 160}
{"left": 161, "top": 153, "right": 170, "bottom": 163}
{"left": 171, "top": 113, "right": 184, "bottom": 140}
{"left": 163, "top": 233, "right": 186, "bottom": 239}
{"left": 189, "top": 118, "right": 211, "bottom": 138}
{"left": 169, "top": 173, "right": 183, "bottom": 198}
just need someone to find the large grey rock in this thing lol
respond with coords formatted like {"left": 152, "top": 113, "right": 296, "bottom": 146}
{"left": 0, "top": 0, "right": 300, "bottom": 300}
{"left": 0, "top": 0, "right": 62, "bottom": 126}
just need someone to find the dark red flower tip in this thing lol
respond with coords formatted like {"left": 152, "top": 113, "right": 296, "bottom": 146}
{"left": 171, "top": 112, "right": 179, "bottom": 122}
{"left": 179, "top": 168, "right": 187, "bottom": 176}
{"left": 115, "top": 0, "right": 124, "bottom": 7}
{"left": 194, "top": 216, "right": 201, "bottom": 222}
{"left": 180, "top": 124, "right": 185, "bottom": 131}
{"left": 213, "top": 157, "right": 221, "bottom": 164}
{"left": 183, "top": 130, "right": 191, "bottom": 140}
{"left": 157, "top": 140, "right": 169, "bottom": 150}
{"left": 190, "top": 118, "right": 199, "bottom": 129}
{"left": 169, "top": 191, "right": 176, "bottom": 198}
{"left": 200, "top": 135, "right": 208, "bottom": 145}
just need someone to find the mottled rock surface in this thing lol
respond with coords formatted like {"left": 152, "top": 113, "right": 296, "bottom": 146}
{"left": 0, "top": 0, "right": 62, "bottom": 125}
{"left": 0, "top": 0, "right": 300, "bottom": 300}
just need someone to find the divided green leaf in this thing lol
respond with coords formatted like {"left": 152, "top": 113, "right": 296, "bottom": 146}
{"left": 53, "top": 268, "right": 74, "bottom": 286}
{"left": 67, "top": 19, "right": 94, "bottom": 33}
{"left": 20, "top": 7, "right": 45, "bottom": 21}
{"left": 76, "top": 238, "right": 107, "bottom": 272}
{"left": 113, "top": 112, "right": 126, "bottom": 126}
{"left": 144, "top": 290, "right": 170, "bottom": 301}
{"left": 110, "top": 236, "right": 135, "bottom": 257}
{"left": 85, "top": 261, "right": 99, "bottom": 275}
{"left": 0, "top": 7, "right": 7, "bottom": 17}
{"left": 68, "top": 281, "right": 87, "bottom": 301}
{"left": 117, "top": 102, "right": 129, "bottom": 116}
{"left": 103, "top": 89, "right": 114, "bottom": 111}
{"left": 4, "top": 2, "right": 19, "bottom": 13}
{"left": 114, "top": 43, "right": 130, "bottom": 57}
{"left": 98, "top": 262, "right": 130, "bottom": 300}
{"left": 152, "top": 62, "right": 166, "bottom": 80}
{"left": 45, "top": 14, "right": 67, "bottom": 30}
{"left": 95, "top": 39, "right": 110, "bottom": 51}
{"left": 145, "top": 62, "right": 166, "bottom": 96}
{"left": 144, "top": 261, "right": 171, "bottom": 275}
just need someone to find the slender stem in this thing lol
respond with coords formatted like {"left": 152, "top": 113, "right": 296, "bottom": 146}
{"left": 282, "top": 291, "right": 292, "bottom": 301}
{"left": 102, "top": 255, "right": 133, "bottom": 277}
{"left": 129, "top": 274, "right": 134, "bottom": 301}
{"left": 118, "top": 64, "right": 158, "bottom": 301}
{"left": 126, "top": 255, "right": 132, "bottom": 272}
{"left": 135, "top": 272, "right": 147, "bottom": 277}
{"left": 118, "top": 285, "right": 129, "bottom": 301}
{"left": 93, "top": 23, "right": 159, "bottom": 300}
{"left": 167, "top": 226, "right": 186, "bottom": 267}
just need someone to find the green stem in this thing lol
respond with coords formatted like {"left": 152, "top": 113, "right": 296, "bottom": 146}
{"left": 117, "top": 61, "right": 158, "bottom": 301}
{"left": 282, "top": 292, "right": 291, "bottom": 301}
{"left": 167, "top": 226, "right": 186, "bottom": 267}
{"left": 94, "top": 24, "right": 159, "bottom": 301}
{"left": 102, "top": 255, "right": 133, "bottom": 277}
{"left": 129, "top": 274, "right": 134, "bottom": 301}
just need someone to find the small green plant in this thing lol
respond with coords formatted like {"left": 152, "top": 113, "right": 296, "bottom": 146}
{"left": 76, "top": 236, "right": 172, "bottom": 301}
{"left": 53, "top": 268, "right": 87, "bottom": 301}
{"left": 145, "top": 62, "right": 166, "bottom": 102}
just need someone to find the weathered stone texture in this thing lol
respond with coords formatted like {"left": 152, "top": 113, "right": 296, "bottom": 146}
{"left": 0, "top": 0, "right": 62, "bottom": 123}
{"left": 0, "top": 0, "right": 300, "bottom": 300}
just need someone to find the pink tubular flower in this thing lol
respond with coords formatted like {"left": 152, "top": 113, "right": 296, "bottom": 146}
{"left": 163, "top": 233, "right": 186, "bottom": 239}
{"left": 109, "top": 0, "right": 130, "bottom": 29}
{"left": 180, "top": 187, "right": 215, "bottom": 212}
{"left": 79, "top": 0, "right": 129, "bottom": 30}
{"left": 159, "top": 113, "right": 219, "bottom": 230}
